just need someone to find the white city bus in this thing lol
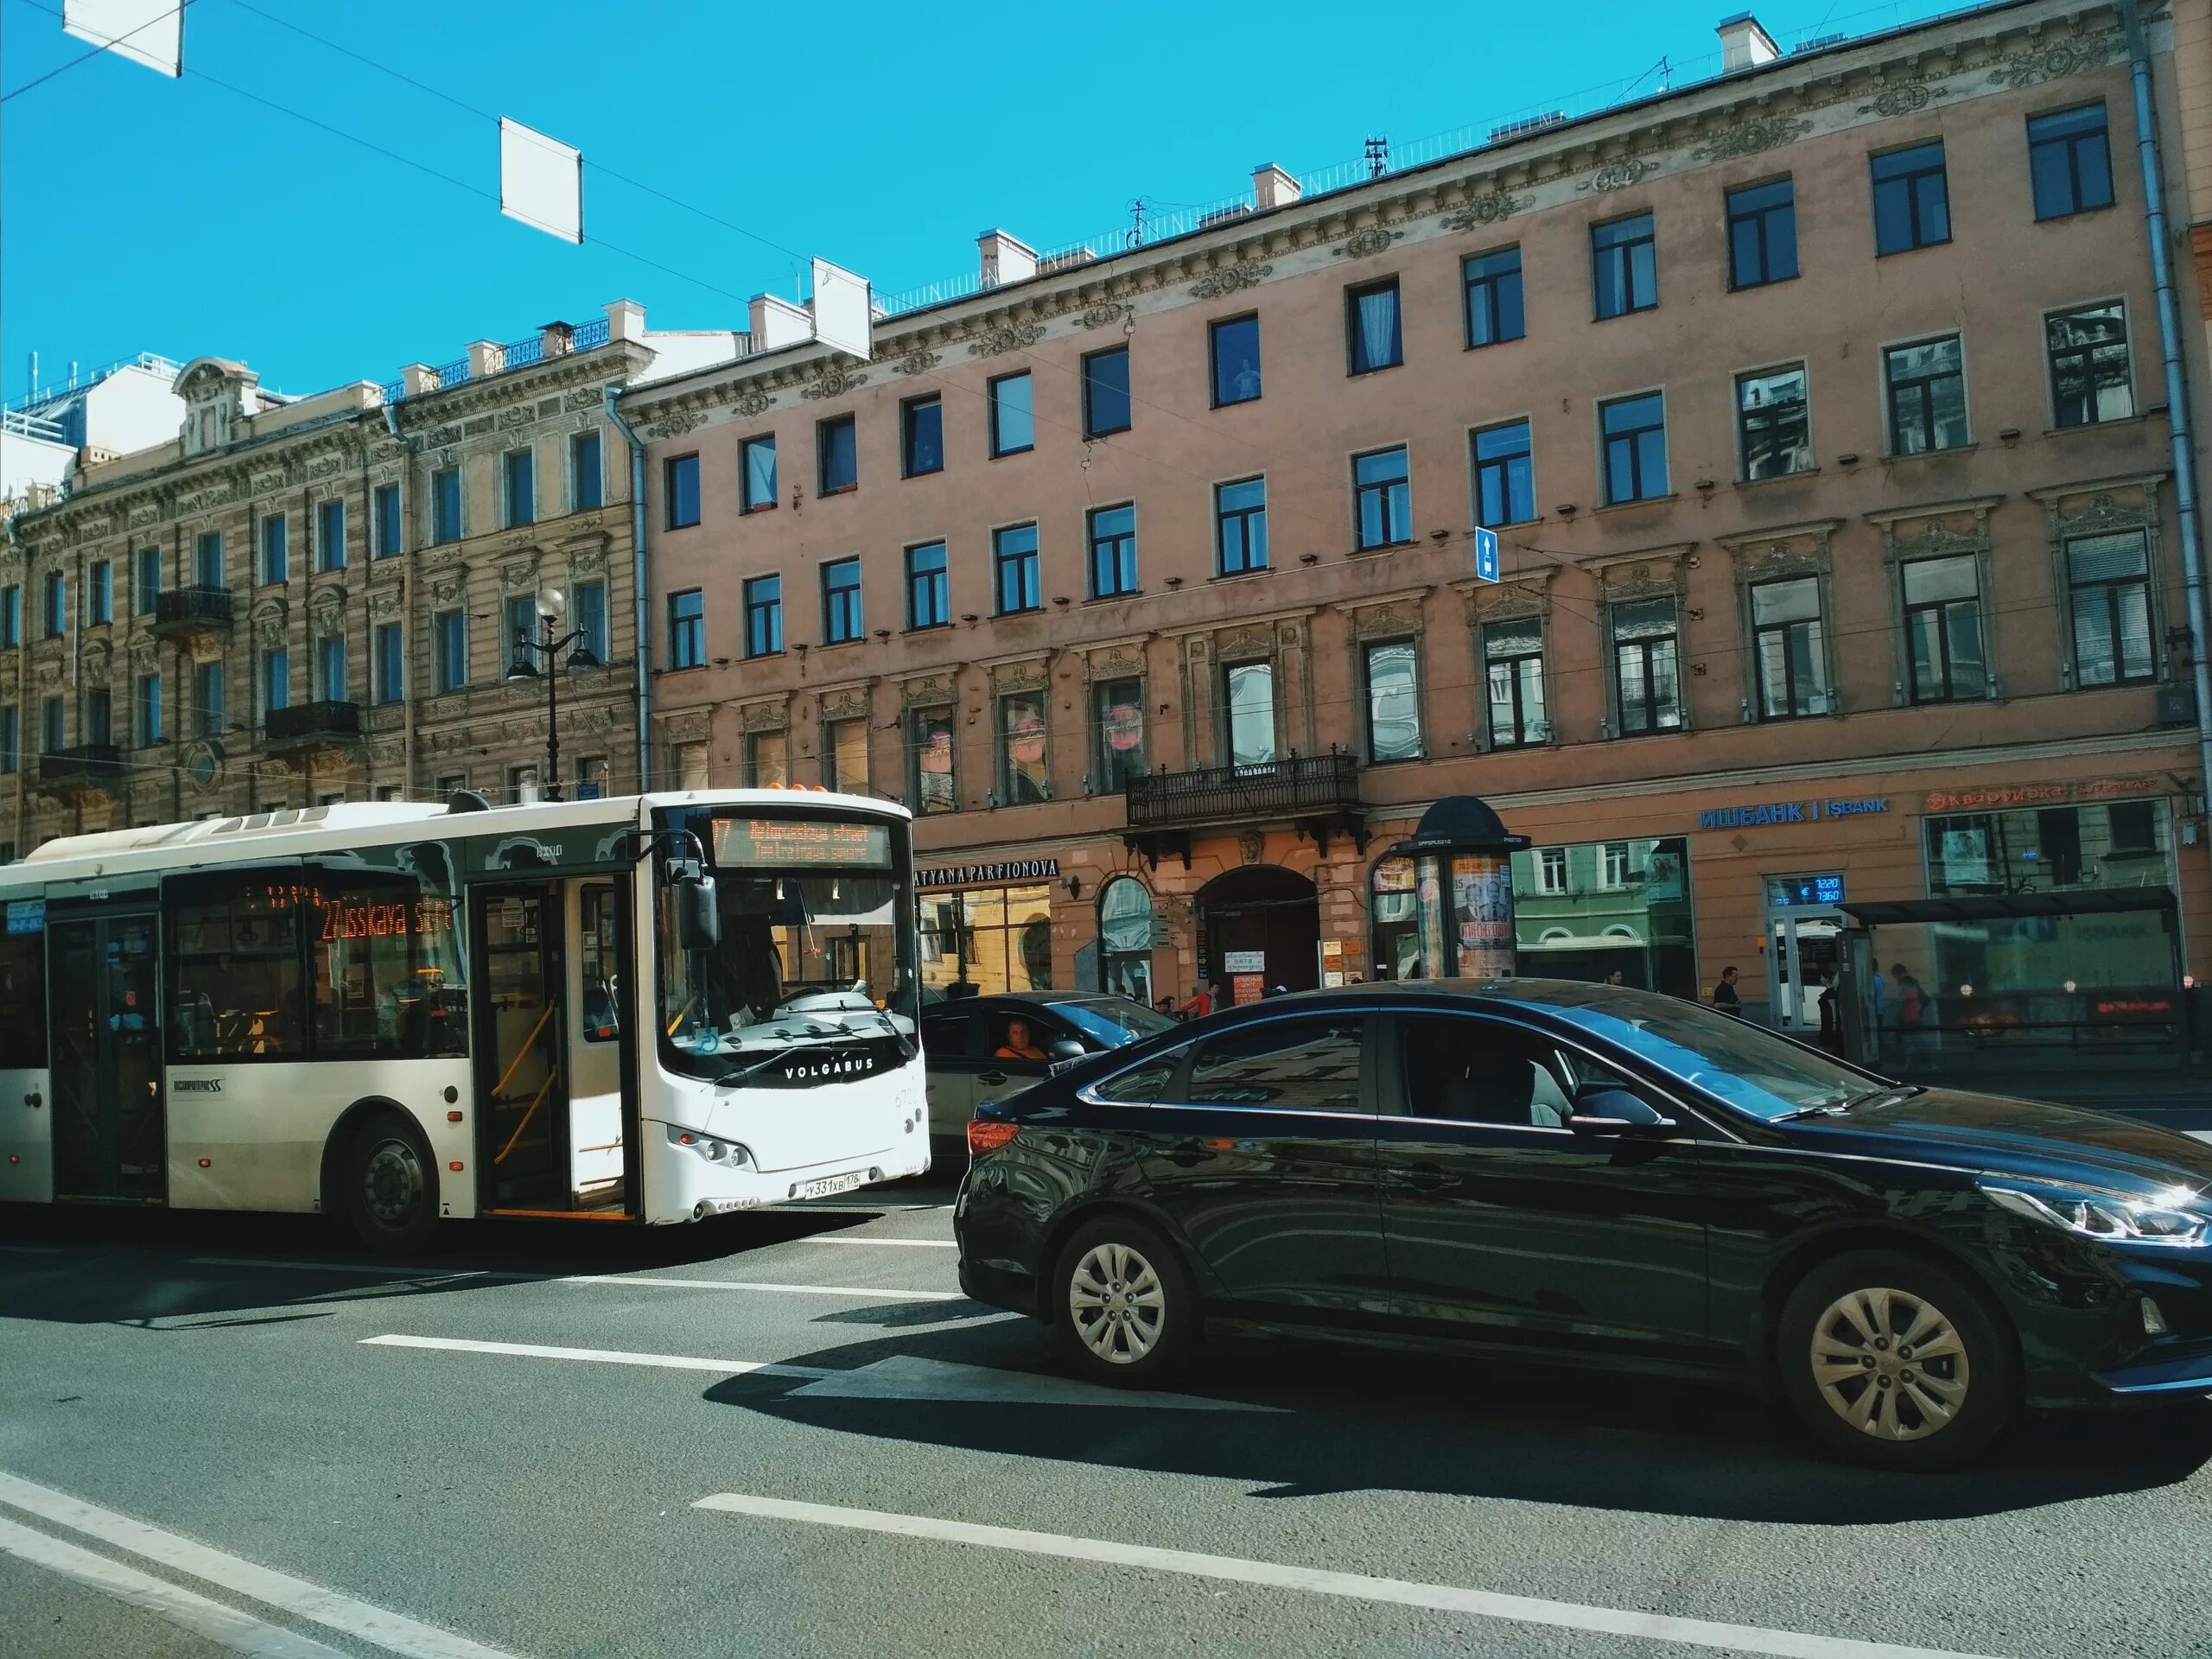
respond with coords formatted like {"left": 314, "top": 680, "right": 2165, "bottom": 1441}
{"left": 0, "top": 790, "right": 927, "bottom": 1249}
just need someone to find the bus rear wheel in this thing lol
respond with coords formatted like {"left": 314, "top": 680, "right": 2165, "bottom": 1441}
{"left": 341, "top": 1112, "right": 439, "bottom": 1255}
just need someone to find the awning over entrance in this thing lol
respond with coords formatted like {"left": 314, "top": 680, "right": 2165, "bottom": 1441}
{"left": 1841, "top": 890, "right": 2175, "bottom": 925}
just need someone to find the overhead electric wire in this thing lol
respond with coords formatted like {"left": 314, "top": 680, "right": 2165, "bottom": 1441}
{"left": 0, "top": 0, "right": 190, "bottom": 103}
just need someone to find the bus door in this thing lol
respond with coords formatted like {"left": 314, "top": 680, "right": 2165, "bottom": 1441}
{"left": 472, "top": 883, "right": 569, "bottom": 1211}
{"left": 0, "top": 906, "right": 52, "bottom": 1203}
{"left": 565, "top": 879, "right": 629, "bottom": 1213}
{"left": 48, "top": 906, "right": 163, "bottom": 1203}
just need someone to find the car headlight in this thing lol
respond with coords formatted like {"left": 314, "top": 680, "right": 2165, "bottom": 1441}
{"left": 1979, "top": 1179, "right": 2210, "bottom": 1248}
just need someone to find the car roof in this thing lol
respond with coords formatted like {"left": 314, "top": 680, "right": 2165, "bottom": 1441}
{"left": 931, "top": 990, "right": 1135, "bottom": 1009}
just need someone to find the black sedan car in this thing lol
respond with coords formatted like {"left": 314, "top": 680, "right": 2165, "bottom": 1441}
{"left": 954, "top": 979, "right": 2212, "bottom": 1470}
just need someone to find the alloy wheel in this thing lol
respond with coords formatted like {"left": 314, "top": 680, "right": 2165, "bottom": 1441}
{"left": 1808, "top": 1285, "right": 1971, "bottom": 1442}
{"left": 1067, "top": 1241, "right": 1166, "bottom": 1365}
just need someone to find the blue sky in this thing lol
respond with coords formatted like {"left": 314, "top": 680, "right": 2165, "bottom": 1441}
{"left": 1, "top": 0, "right": 1958, "bottom": 405}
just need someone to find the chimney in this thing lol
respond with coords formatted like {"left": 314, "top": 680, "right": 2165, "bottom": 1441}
{"left": 604, "top": 298, "right": 646, "bottom": 344}
{"left": 748, "top": 294, "right": 813, "bottom": 351}
{"left": 541, "top": 320, "right": 575, "bottom": 358}
{"left": 401, "top": 363, "right": 441, "bottom": 396}
{"left": 1717, "top": 12, "right": 1779, "bottom": 72}
{"left": 977, "top": 229, "right": 1037, "bottom": 289}
{"left": 466, "top": 340, "right": 503, "bottom": 378}
{"left": 1252, "top": 163, "right": 1301, "bottom": 210}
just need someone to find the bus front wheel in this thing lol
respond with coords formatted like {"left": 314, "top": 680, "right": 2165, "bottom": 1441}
{"left": 341, "top": 1111, "right": 440, "bottom": 1255}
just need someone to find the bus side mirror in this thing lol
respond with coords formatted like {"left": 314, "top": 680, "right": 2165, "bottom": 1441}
{"left": 677, "top": 875, "right": 721, "bottom": 950}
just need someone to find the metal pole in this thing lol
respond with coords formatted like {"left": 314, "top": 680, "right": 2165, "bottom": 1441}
{"left": 2120, "top": 0, "right": 2212, "bottom": 867}
{"left": 542, "top": 616, "right": 562, "bottom": 801}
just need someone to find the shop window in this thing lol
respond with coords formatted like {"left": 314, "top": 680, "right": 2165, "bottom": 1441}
{"left": 1510, "top": 836, "right": 1694, "bottom": 996}
{"left": 1926, "top": 800, "right": 2169, "bottom": 896}
{"left": 1097, "top": 878, "right": 1154, "bottom": 1006}
{"left": 918, "top": 884, "right": 1053, "bottom": 997}
{"left": 1369, "top": 856, "right": 1417, "bottom": 982}
{"left": 998, "top": 694, "right": 1049, "bottom": 804}
{"left": 1093, "top": 677, "right": 1145, "bottom": 792}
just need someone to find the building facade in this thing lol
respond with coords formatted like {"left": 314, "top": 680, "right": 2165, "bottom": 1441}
{"left": 623, "top": 0, "right": 2212, "bottom": 1054}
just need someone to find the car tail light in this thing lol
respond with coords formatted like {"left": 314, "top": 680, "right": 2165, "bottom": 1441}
{"left": 968, "top": 1119, "right": 1020, "bottom": 1157}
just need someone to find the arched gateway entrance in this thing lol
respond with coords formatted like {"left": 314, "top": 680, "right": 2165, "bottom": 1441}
{"left": 1195, "top": 866, "right": 1319, "bottom": 1000}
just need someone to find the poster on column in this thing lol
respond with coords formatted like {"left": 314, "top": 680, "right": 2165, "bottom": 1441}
{"left": 1231, "top": 973, "right": 1267, "bottom": 1006}
{"left": 1451, "top": 854, "right": 1516, "bottom": 978}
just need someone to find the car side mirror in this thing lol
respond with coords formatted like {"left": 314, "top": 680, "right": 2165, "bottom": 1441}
{"left": 1567, "top": 1084, "right": 1677, "bottom": 1136}
{"left": 1047, "top": 1039, "right": 1085, "bottom": 1062}
{"left": 677, "top": 874, "right": 721, "bottom": 951}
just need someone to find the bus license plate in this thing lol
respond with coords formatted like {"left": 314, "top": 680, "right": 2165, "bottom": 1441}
{"left": 799, "top": 1172, "right": 864, "bottom": 1200}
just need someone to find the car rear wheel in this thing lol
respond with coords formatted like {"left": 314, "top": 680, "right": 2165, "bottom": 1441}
{"left": 1778, "top": 1250, "right": 2016, "bottom": 1471}
{"left": 1052, "top": 1215, "right": 1196, "bottom": 1388}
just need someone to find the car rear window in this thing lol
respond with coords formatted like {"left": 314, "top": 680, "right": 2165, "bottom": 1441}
{"left": 1090, "top": 1055, "right": 1177, "bottom": 1103}
{"left": 1182, "top": 1020, "right": 1363, "bottom": 1113}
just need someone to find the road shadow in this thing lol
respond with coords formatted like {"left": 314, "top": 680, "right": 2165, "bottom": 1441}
{"left": 702, "top": 1316, "right": 2212, "bottom": 1526}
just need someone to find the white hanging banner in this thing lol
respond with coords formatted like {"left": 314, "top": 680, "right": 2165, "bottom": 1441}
{"left": 810, "top": 258, "right": 874, "bottom": 362}
{"left": 62, "top": 0, "right": 183, "bottom": 77}
{"left": 499, "top": 117, "right": 582, "bottom": 245}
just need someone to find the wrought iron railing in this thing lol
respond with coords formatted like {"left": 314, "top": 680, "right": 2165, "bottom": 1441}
{"left": 154, "top": 586, "right": 233, "bottom": 628}
{"left": 1125, "top": 750, "right": 1361, "bottom": 830}
{"left": 571, "top": 316, "right": 611, "bottom": 350}
{"left": 265, "top": 700, "right": 362, "bottom": 744}
{"left": 39, "top": 744, "right": 123, "bottom": 791}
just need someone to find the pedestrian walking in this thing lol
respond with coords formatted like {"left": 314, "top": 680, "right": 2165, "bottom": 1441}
{"left": 1713, "top": 965, "right": 1742, "bottom": 1015}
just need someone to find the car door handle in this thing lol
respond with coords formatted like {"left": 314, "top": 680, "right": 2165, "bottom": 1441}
{"left": 22, "top": 1092, "right": 39, "bottom": 1109}
{"left": 976, "top": 1071, "right": 1007, "bottom": 1086}
{"left": 1166, "top": 1139, "right": 1216, "bottom": 1167}
{"left": 1403, "top": 1163, "right": 1459, "bottom": 1192}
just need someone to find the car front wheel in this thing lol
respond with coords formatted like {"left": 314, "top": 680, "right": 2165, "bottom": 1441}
{"left": 1778, "top": 1250, "right": 2017, "bottom": 1471}
{"left": 1052, "top": 1215, "right": 1196, "bottom": 1387}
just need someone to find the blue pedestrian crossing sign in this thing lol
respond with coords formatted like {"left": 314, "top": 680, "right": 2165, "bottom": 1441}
{"left": 1472, "top": 525, "right": 1500, "bottom": 582}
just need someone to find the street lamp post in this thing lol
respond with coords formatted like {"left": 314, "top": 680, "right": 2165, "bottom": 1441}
{"left": 505, "top": 586, "right": 601, "bottom": 803}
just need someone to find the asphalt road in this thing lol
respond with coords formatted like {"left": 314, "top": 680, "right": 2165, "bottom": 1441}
{"left": 4, "top": 1185, "right": 2211, "bottom": 1659}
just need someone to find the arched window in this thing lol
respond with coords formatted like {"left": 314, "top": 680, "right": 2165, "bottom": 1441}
{"left": 1097, "top": 877, "right": 1154, "bottom": 1006}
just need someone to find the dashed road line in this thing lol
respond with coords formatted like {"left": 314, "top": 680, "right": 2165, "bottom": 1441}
{"left": 361, "top": 1333, "right": 836, "bottom": 1379}
{"left": 558, "top": 1274, "right": 961, "bottom": 1300}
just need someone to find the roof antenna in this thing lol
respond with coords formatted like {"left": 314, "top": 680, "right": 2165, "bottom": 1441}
{"left": 1125, "top": 197, "right": 1149, "bottom": 250}
{"left": 1365, "top": 136, "right": 1389, "bottom": 178}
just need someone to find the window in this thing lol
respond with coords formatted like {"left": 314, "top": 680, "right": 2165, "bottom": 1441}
{"left": 373, "top": 482, "right": 402, "bottom": 558}
{"left": 744, "top": 729, "right": 788, "bottom": 789}
{"left": 1726, "top": 178, "right": 1797, "bottom": 289}
{"left": 193, "top": 660, "right": 226, "bottom": 735}
{"left": 741, "top": 435, "right": 778, "bottom": 511}
{"left": 1224, "top": 660, "right": 1275, "bottom": 767}
{"left": 260, "top": 645, "right": 289, "bottom": 718}
{"left": 317, "top": 635, "right": 347, "bottom": 702}
{"left": 667, "top": 742, "right": 709, "bottom": 791}
{"left": 668, "top": 588, "right": 706, "bottom": 669}
{"left": 42, "top": 571, "right": 66, "bottom": 637}
{"left": 1903, "top": 556, "right": 1985, "bottom": 704}
{"left": 1346, "top": 278, "right": 1402, "bottom": 373}
{"left": 1395, "top": 1017, "right": 1586, "bottom": 1127}
{"left": 999, "top": 693, "right": 1049, "bottom": 804}
{"left": 911, "top": 706, "right": 956, "bottom": 813}
{"left": 822, "top": 556, "right": 864, "bottom": 644}
{"left": 1364, "top": 639, "right": 1421, "bottom": 761}
{"left": 994, "top": 523, "right": 1039, "bottom": 614}
{"left": 1083, "top": 346, "right": 1131, "bottom": 436}
{"left": 902, "top": 396, "right": 944, "bottom": 477}
{"left": 374, "top": 621, "right": 404, "bottom": 704}
{"left": 315, "top": 499, "right": 346, "bottom": 572}
{"left": 1093, "top": 676, "right": 1145, "bottom": 791}
{"left": 1210, "top": 315, "right": 1262, "bottom": 405}
{"left": 85, "top": 560, "right": 111, "bottom": 626}
{"left": 41, "top": 695, "right": 63, "bottom": 752}
{"left": 505, "top": 594, "right": 537, "bottom": 667}
{"left": 0, "top": 586, "right": 17, "bottom": 646}
{"left": 1738, "top": 367, "right": 1811, "bottom": 480}
{"left": 1483, "top": 616, "right": 1548, "bottom": 747}
{"left": 574, "top": 581, "right": 608, "bottom": 664}
{"left": 1599, "top": 842, "right": 1632, "bottom": 891}
{"left": 2068, "top": 530, "right": 2154, "bottom": 687}
{"left": 817, "top": 415, "right": 857, "bottom": 494}
{"left": 259, "top": 514, "right": 288, "bottom": 585}
{"left": 432, "top": 467, "right": 462, "bottom": 544}
{"left": 825, "top": 716, "right": 869, "bottom": 794}
{"left": 0, "top": 708, "right": 15, "bottom": 772}
{"left": 1599, "top": 392, "right": 1669, "bottom": 503}
{"left": 570, "top": 430, "right": 603, "bottom": 512}
{"left": 434, "top": 610, "right": 467, "bottom": 693}
{"left": 504, "top": 448, "right": 536, "bottom": 526}
{"left": 1353, "top": 446, "right": 1412, "bottom": 549}
{"left": 1096, "top": 878, "right": 1154, "bottom": 1006}
{"left": 0, "top": 925, "right": 42, "bottom": 1062}
{"left": 1885, "top": 335, "right": 1968, "bottom": 454}
{"left": 194, "top": 531, "right": 224, "bottom": 589}
{"left": 1752, "top": 576, "right": 1830, "bottom": 718}
{"left": 1592, "top": 213, "right": 1657, "bottom": 318}
{"left": 906, "top": 541, "right": 949, "bottom": 629}
{"left": 743, "top": 574, "right": 782, "bottom": 658}
{"left": 988, "top": 372, "right": 1033, "bottom": 456}
{"left": 1463, "top": 247, "right": 1525, "bottom": 346}
{"left": 664, "top": 453, "right": 701, "bottom": 529}
{"left": 1216, "top": 477, "right": 1268, "bottom": 574}
{"left": 134, "top": 547, "right": 160, "bottom": 614}
{"left": 137, "top": 673, "right": 162, "bottom": 746}
{"left": 1611, "top": 596, "right": 1683, "bottom": 735}
{"left": 1088, "top": 504, "right": 1138, "bottom": 598}
{"left": 82, "top": 686, "right": 111, "bottom": 746}
{"left": 1471, "top": 420, "right": 1534, "bottom": 527}
{"left": 1182, "top": 1020, "right": 1363, "bottom": 1113}
{"left": 2048, "top": 304, "right": 2133, "bottom": 428}
{"left": 166, "top": 868, "right": 308, "bottom": 1062}
{"left": 1537, "top": 847, "right": 1568, "bottom": 894}
{"left": 2030, "top": 103, "right": 2112, "bottom": 219}
{"left": 1872, "top": 141, "right": 1949, "bottom": 254}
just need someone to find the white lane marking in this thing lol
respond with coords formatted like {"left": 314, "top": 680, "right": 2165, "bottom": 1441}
{"left": 0, "top": 1243, "right": 63, "bottom": 1254}
{"left": 789, "top": 1355, "right": 1282, "bottom": 1412}
{"left": 0, "top": 1471, "right": 517, "bottom": 1659}
{"left": 188, "top": 1258, "right": 536, "bottom": 1281}
{"left": 2189, "top": 1131, "right": 2212, "bottom": 1145}
{"left": 0, "top": 1513, "right": 350, "bottom": 1659}
{"left": 559, "top": 1274, "right": 961, "bottom": 1300}
{"left": 799, "top": 1236, "right": 959, "bottom": 1249}
{"left": 693, "top": 1493, "right": 1999, "bottom": 1659}
{"left": 362, "top": 1334, "right": 836, "bottom": 1379}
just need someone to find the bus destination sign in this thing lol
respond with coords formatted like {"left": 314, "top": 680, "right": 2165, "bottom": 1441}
{"left": 712, "top": 818, "right": 891, "bottom": 868}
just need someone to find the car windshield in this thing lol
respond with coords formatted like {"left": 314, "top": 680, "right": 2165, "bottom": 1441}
{"left": 1521, "top": 982, "right": 1874, "bottom": 1121}
{"left": 1048, "top": 996, "right": 1176, "bottom": 1049}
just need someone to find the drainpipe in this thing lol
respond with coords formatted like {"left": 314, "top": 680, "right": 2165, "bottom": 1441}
{"left": 382, "top": 400, "right": 419, "bottom": 799}
{"left": 3, "top": 512, "right": 21, "bottom": 853}
{"left": 603, "top": 385, "right": 652, "bottom": 792}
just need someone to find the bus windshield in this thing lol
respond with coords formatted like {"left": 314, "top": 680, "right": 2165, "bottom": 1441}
{"left": 653, "top": 809, "right": 918, "bottom": 1079}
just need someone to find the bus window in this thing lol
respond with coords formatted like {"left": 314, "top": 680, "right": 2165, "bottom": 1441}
{"left": 0, "top": 929, "right": 44, "bottom": 1069}
{"left": 307, "top": 864, "right": 468, "bottom": 1059}
{"left": 168, "top": 869, "right": 307, "bottom": 1060}
{"left": 580, "top": 884, "right": 619, "bottom": 1042}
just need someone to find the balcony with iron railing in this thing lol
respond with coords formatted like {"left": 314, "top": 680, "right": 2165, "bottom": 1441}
{"left": 152, "top": 585, "right": 234, "bottom": 640}
{"left": 1123, "top": 749, "right": 1366, "bottom": 861}
{"left": 264, "top": 699, "right": 363, "bottom": 752}
{"left": 39, "top": 743, "right": 124, "bottom": 798}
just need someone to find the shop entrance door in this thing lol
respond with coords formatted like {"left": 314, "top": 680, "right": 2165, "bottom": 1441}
{"left": 48, "top": 908, "right": 163, "bottom": 1202}
{"left": 1765, "top": 912, "right": 1843, "bottom": 1039}
{"left": 1195, "top": 865, "right": 1319, "bottom": 1001}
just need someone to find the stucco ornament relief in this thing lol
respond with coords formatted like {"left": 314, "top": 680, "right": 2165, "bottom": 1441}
{"left": 1440, "top": 192, "right": 1534, "bottom": 232}
{"left": 79, "top": 639, "right": 112, "bottom": 687}
{"left": 1077, "top": 302, "right": 1135, "bottom": 331}
{"left": 1858, "top": 81, "right": 1956, "bottom": 116}
{"left": 253, "top": 602, "right": 289, "bottom": 652}
{"left": 310, "top": 588, "right": 347, "bottom": 639}
{"left": 650, "top": 410, "right": 701, "bottom": 439}
{"left": 732, "top": 387, "right": 773, "bottom": 417}
{"left": 1331, "top": 226, "right": 1402, "bottom": 259}
{"left": 662, "top": 709, "right": 712, "bottom": 744}
{"left": 1188, "top": 261, "right": 1273, "bottom": 300}
{"left": 966, "top": 321, "right": 1047, "bottom": 359}
{"left": 129, "top": 502, "right": 162, "bottom": 528}
{"left": 800, "top": 362, "right": 869, "bottom": 401}
{"left": 1986, "top": 29, "right": 2123, "bottom": 89}
{"left": 1692, "top": 116, "right": 1812, "bottom": 163}
{"left": 895, "top": 348, "right": 944, "bottom": 376}
{"left": 502, "top": 556, "right": 541, "bottom": 594}
{"left": 1579, "top": 156, "right": 1664, "bottom": 193}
